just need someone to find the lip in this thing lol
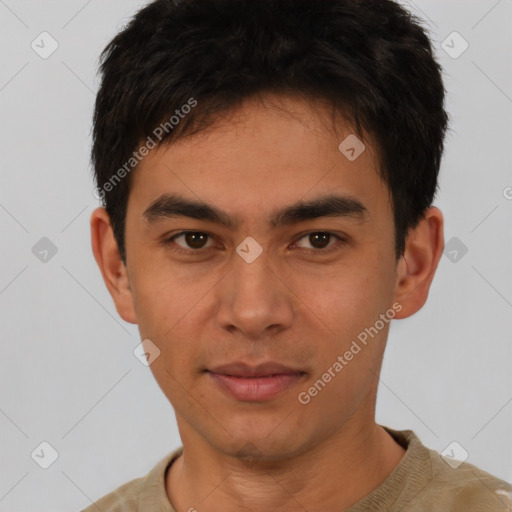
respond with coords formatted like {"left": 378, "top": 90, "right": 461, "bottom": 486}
{"left": 208, "top": 361, "right": 304, "bottom": 377}
{"left": 206, "top": 362, "right": 306, "bottom": 402}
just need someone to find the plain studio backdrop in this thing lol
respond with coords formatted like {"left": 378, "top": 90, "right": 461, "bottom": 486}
{"left": 0, "top": 1, "right": 511, "bottom": 510}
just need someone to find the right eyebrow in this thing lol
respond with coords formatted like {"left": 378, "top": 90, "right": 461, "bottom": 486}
{"left": 143, "top": 194, "right": 237, "bottom": 229}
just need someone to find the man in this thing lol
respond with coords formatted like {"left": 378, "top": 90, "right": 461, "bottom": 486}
{"left": 85, "top": 0, "right": 512, "bottom": 510}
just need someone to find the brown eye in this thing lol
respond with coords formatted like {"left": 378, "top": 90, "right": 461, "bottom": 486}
{"left": 309, "top": 233, "right": 331, "bottom": 249}
{"left": 172, "top": 232, "right": 213, "bottom": 250}
{"left": 295, "top": 231, "right": 344, "bottom": 252}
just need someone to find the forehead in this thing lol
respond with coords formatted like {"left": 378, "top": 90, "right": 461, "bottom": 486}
{"left": 128, "top": 94, "right": 391, "bottom": 225}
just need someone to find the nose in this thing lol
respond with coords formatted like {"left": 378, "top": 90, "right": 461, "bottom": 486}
{"left": 215, "top": 250, "right": 295, "bottom": 339}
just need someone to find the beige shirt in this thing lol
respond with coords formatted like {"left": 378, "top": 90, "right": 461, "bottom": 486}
{"left": 82, "top": 426, "right": 512, "bottom": 511}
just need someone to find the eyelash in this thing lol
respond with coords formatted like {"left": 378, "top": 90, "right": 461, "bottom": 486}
{"left": 163, "top": 231, "right": 347, "bottom": 256}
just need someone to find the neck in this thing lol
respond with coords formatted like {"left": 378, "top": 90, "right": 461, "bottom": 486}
{"left": 166, "top": 420, "right": 406, "bottom": 511}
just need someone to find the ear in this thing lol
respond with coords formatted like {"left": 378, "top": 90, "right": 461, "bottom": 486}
{"left": 90, "top": 207, "right": 137, "bottom": 324}
{"left": 393, "top": 206, "right": 444, "bottom": 319}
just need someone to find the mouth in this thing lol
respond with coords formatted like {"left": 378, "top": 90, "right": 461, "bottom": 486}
{"left": 205, "top": 362, "right": 307, "bottom": 402}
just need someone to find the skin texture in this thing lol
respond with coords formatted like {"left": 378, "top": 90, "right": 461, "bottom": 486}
{"left": 91, "top": 94, "right": 444, "bottom": 511}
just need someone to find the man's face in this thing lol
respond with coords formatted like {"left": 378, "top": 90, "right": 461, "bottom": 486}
{"left": 123, "top": 94, "right": 401, "bottom": 460}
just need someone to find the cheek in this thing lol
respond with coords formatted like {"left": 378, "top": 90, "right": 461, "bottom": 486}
{"left": 291, "top": 254, "right": 395, "bottom": 379}
{"left": 128, "top": 263, "right": 220, "bottom": 393}
{"left": 295, "top": 265, "right": 387, "bottom": 332}
{"left": 294, "top": 273, "right": 389, "bottom": 417}
{"left": 129, "top": 257, "right": 217, "bottom": 336}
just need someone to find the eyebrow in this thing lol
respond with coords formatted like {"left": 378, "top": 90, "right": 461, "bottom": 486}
{"left": 143, "top": 193, "right": 368, "bottom": 229}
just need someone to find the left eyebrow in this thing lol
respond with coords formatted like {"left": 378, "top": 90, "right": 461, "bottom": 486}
{"left": 270, "top": 194, "right": 368, "bottom": 227}
{"left": 142, "top": 193, "right": 368, "bottom": 229}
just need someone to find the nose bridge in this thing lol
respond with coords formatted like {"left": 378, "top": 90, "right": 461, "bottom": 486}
{"left": 215, "top": 247, "right": 294, "bottom": 337}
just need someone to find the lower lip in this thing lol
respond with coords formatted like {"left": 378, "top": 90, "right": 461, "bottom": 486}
{"left": 207, "top": 372, "right": 305, "bottom": 401}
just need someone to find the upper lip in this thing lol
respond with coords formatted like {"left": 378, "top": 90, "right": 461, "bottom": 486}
{"left": 207, "top": 362, "right": 305, "bottom": 378}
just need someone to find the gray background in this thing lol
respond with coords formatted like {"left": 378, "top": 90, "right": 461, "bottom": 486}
{"left": 0, "top": 1, "right": 511, "bottom": 510}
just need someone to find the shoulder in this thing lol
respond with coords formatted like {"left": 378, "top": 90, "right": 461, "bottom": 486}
{"left": 80, "top": 448, "right": 183, "bottom": 512}
{"left": 81, "top": 474, "right": 144, "bottom": 512}
{"left": 381, "top": 427, "right": 511, "bottom": 512}
{"left": 415, "top": 445, "right": 512, "bottom": 511}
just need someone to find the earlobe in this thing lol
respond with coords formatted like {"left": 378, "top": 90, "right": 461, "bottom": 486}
{"left": 393, "top": 206, "right": 444, "bottom": 319}
{"left": 90, "top": 207, "right": 138, "bottom": 324}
